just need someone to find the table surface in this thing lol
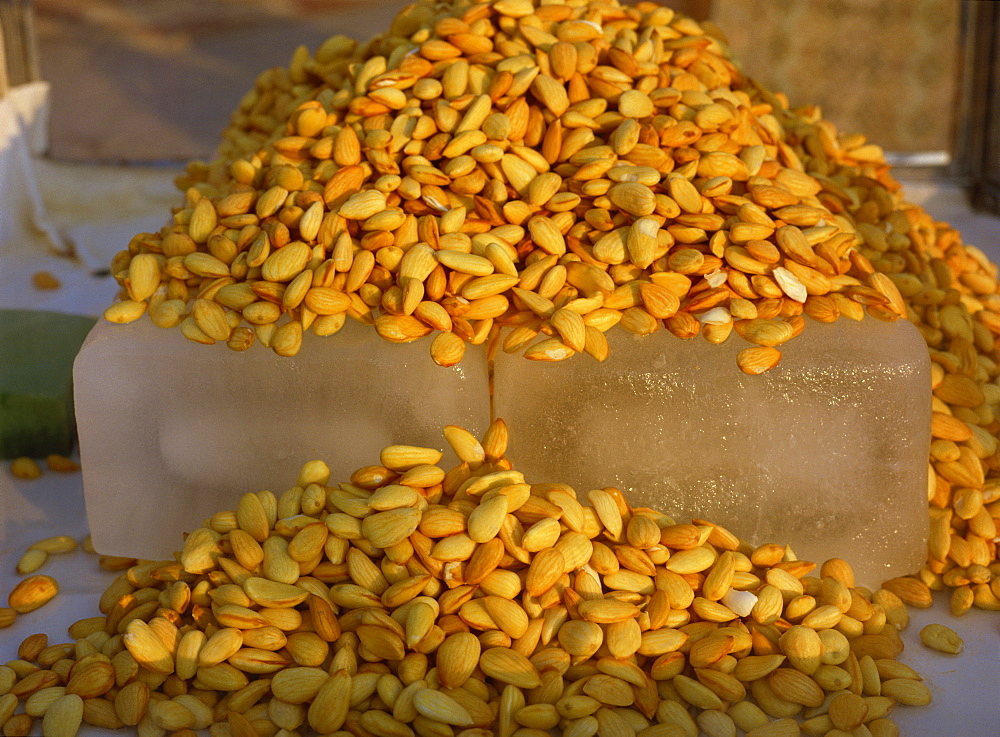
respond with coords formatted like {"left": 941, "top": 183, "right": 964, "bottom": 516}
{"left": 1, "top": 161, "right": 999, "bottom": 736}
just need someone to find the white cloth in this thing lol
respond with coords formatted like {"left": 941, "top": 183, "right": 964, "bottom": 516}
{"left": 6, "top": 80, "right": 50, "bottom": 156}
{"left": 0, "top": 84, "right": 178, "bottom": 316}
{"left": 0, "top": 83, "right": 64, "bottom": 254}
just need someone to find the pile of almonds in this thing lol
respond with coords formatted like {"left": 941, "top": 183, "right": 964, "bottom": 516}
{"left": 2, "top": 420, "right": 948, "bottom": 737}
{"left": 98, "top": 0, "right": 1000, "bottom": 616}
{"left": 106, "top": 0, "right": 910, "bottom": 374}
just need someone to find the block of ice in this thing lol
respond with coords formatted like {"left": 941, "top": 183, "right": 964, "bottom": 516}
{"left": 74, "top": 318, "right": 490, "bottom": 559}
{"left": 493, "top": 318, "right": 931, "bottom": 585}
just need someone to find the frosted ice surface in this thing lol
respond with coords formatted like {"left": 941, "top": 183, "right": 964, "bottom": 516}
{"left": 494, "top": 318, "right": 931, "bottom": 585}
{"left": 74, "top": 319, "right": 490, "bottom": 559}
{"left": 75, "top": 312, "right": 931, "bottom": 584}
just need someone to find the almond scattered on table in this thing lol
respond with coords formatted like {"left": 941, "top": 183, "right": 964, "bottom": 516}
{"left": 10, "top": 458, "right": 41, "bottom": 480}
{"left": 31, "top": 272, "right": 61, "bottom": 291}
{"left": 918, "top": 623, "right": 964, "bottom": 654}
{"left": 0, "top": 419, "right": 935, "bottom": 737}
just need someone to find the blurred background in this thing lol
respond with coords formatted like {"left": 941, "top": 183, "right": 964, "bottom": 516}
{"left": 0, "top": 0, "right": 997, "bottom": 207}
{"left": 5, "top": 2, "right": 963, "bottom": 153}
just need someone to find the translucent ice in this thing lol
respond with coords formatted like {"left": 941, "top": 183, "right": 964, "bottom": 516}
{"left": 494, "top": 318, "right": 931, "bottom": 585}
{"left": 74, "top": 319, "right": 490, "bottom": 559}
{"left": 76, "top": 313, "right": 931, "bottom": 583}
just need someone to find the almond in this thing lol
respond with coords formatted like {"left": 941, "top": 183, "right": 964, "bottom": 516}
{"left": 8, "top": 576, "right": 59, "bottom": 614}
{"left": 41, "top": 694, "right": 83, "bottom": 737}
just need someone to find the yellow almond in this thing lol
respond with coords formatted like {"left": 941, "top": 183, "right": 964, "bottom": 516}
{"left": 8, "top": 575, "right": 59, "bottom": 613}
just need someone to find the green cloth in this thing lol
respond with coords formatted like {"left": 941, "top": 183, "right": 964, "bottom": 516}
{"left": 0, "top": 310, "right": 97, "bottom": 458}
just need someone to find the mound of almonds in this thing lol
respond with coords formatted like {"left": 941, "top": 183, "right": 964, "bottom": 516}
{"left": 98, "top": 0, "right": 1000, "bottom": 620}
{"left": 106, "top": 0, "right": 914, "bottom": 373}
{"left": 1, "top": 420, "right": 944, "bottom": 737}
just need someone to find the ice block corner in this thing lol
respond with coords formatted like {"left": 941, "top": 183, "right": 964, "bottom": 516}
{"left": 73, "top": 318, "right": 490, "bottom": 559}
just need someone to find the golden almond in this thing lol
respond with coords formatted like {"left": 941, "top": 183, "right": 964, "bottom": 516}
{"left": 16, "top": 549, "right": 48, "bottom": 575}
{"left": 187, "top": 198, "right": 218, "bottom": 244}
{"left": 778, "top": 625, "right": 822, "bottom": 675}
{"left": 197, "top": 628, "right": 244, "bottom": 668}
{"left": 41, "top": 694, "right": 83, "bottom": 737}
{"left": 880, "top": 577, "right": 933, "bottom": 609}
{"left": 361, "top": 508, "right": 422, "bottom": 549}
{"left": 306, "top": 670, "right": 351, "bottom": 733}
{"left": 827, "top": 692, "right": 869, "bottom": 731}
{"left": 412, "top": 688, "right": 474, "bottom": 727}
{"left": 80, "top": 698, "right": 124, "bottom": 730}
{"left": 479, "top": 647, "right": 541, "bottom": 689}
{"left": 531, "top": 75, "right": 569, "bottom": 116}
{"left": 8, "top": 575, "right": 59, "bottom": 614}
{"left": 126, "top": 253, "right": 162, "bottom": 303}
{"left": 28, "top": 536, "right": 78, "bottom": 555}
{"left": 918, "top": 623, "right": 963, "bottom": 654}
{"left": 122, "top": 620, "right": 174, "bottom": 675}
{"left": 733, "top": 654, "right": 786, "bottom": 683}
{"left": 65, "top": 660, "right": 115, "bottom": 698}
{"left": 24, "top": 687, "right": 66, "bottom": 718}
{"left": 767, "top": 668, "right": 825, "bottom": 708}
{"left": 436, "top": 632, "right": 481, "bottom": 690}
{"left": 576, "top": 598, "right": 640, "bottom": 624}
{"left": 736, "top": 346, "right": 782, "bottom": 375}
{"left": 880, "top": 678, "right": 932, "bottom": 706}
{"left": 608, "top": 182, "right": 656, "bottom": 217}
{"left": 10, "top": 670, "right": 59, "bottom": 700}
{"left": 227, "top": 648, "right": 292, "bottom": 674}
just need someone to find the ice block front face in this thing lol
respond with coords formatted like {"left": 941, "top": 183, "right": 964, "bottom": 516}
{"left": 74, "top": 319, "right": 490, "bottom": 559}
{"left": 494, "top": 318, "right": 931, "bottom": 585}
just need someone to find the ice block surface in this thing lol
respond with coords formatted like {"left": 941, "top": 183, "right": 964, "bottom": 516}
{"left": 494, "top": 318, "right": 931, "bottom": 585}
{"left": 74, "top": 319, "right": 490, "bottom": 559}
